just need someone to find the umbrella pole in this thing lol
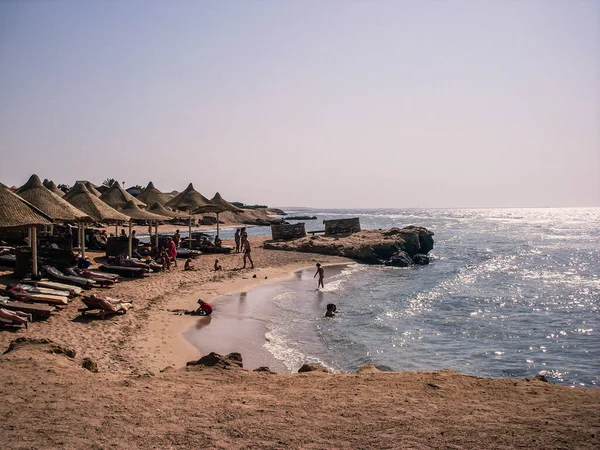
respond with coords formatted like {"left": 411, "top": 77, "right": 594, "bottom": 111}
{"left": 31, "top": 226, "right": 38, "bottom": 277}
{"left": 81, "top": 222, "right": 86, "bottom": 259}
{"left": 216, "top": 212, "right": 220, "bottom": 238}
{"left": 115, "top": 223, "right": 118, "bottom": 236}
{"left": 28, "top": 228, "right": 32, "bottom": 247}
{"left": 154, "top": 221, "right": 158, "bottom": 248}
{"left": 188, "top": 214, "right": 192, "bottom": 250}
{"left": 128, "top": 220, "right": 133, "bottom": 258}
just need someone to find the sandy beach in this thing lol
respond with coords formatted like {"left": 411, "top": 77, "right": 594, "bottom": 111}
{"left": 1, "top": 235, "right": 599, "bottom": 448}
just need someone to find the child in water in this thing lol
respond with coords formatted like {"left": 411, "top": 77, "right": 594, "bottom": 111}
{"left": 314, "top": 263, "right": 325, "bottom": 289}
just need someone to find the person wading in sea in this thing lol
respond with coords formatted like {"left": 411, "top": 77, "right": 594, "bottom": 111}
{"left": 314, "top": 263, "right": 325, "bottom": 289}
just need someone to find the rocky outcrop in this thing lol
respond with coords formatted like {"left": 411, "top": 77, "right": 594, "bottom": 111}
{"left": 264, "top": 226, "right": 434, "bottom": 266}
{"left": 82, "top": 357, "right": 99, "bottom": 373}
{"left": 186, "top": 352, "right": 244, "bottom": 369}
{"left": 286, "top": 215, "right": 317, "bottom": 220}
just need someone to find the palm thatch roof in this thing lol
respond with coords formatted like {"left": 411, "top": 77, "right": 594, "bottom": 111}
{"left": 165, "top": 183, "right": 212, "bottom": 212}
{"left": 64, "top": 183, "right": 130, "bottom": 223}
{"left": 137, "top": 182, "right": 170, "bottom": 207}
{"left": 16, "top": 174, "right": 91, "bottom": 223}
{"left": 44, "top": 180, "right": 65, "bottom": 197}
{"left": 193, "top": 192, "right": 242, "bottom": 214}
{"left": 118, "top": 200, "right": 168, "bottom": 221}
{"left": 84, "top": 182, "right": 102, "bottom": 197}
{"left": 99, "top": 181, "right": 145, "bottom": 209}
{"left": 0, "top": 183, "right": 53, "bottom": 229}
{"left": 148, "top": 202, "right": 188, "bottom": 219}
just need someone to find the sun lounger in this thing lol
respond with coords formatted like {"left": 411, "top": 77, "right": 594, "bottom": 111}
{"left": 21, "top": 279, "right": 83, "bottom": 296}
{"left": 74, "top": 268, "right": 119, "bottom": 282}
{"left": 0, "top": 254, "right": 16, "bottom": 267}
{"left": 66, "top": 268, "right": 116, "bottom": 286}
{"left": 6, "top": 283, "right": 70, "bottom": 298}
{"left": 0, "top": 297, "right": 55, "bottom": 319}
{"left": 99, "top": 265, "right": 148, "bottom": 278}
{"left": 194, "top": 245, "right": 233, "bottom": 254}
{"left": 43, "top": 266, "right": 96, "bottom": 288}
{"left": 0, "top": 307, "right": 30, "bottom": 328}
{"left": 79, "top": 294, "right": 132, "bottom": 319}
{"left": 176, "top": 249, "right": 202, "bottom": 259}
{"left": 4, "top": 287, "right": 68, "bottom": 306}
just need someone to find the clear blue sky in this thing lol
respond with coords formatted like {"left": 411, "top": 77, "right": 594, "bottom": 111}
{"left": 1, "top": 0, "right": 598, "bottom": 208}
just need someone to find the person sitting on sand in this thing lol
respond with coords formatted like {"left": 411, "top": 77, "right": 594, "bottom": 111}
{"left": 214, "top": 236, "right": 222, "bottom": 248}
{"left": 241, "top": 233, "right": 254, "bottom": 269}
{"left": 184, "top": 258, "right": 195, "bottom": 271}
{"left": 120, "top": 229, "right": 127, "bottom": 239}
{"left": 194, "top": 298, "right": 212, "bottom": 316}
{"left": 314, "top": 263, "right": 325, "bottom": 289}
{"left": 325, "top": 303, "right": 337, "bottom": 318}
{"left": 214, "top": 258, "right": 222, "bottom": 271}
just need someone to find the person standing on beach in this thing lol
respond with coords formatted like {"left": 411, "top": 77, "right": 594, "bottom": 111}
{"left": 167, "top": 237, "right": 178, "bottom": 268}
{"left": 241, "top": 233, "right": 254, "bottom": 269}
{"left": 234, "top": 229, "right": 241, "bottom": 253}
{"left": 314, "top": 263, "right": 325, "bottom": 289}
{"left": 173, "top": 230, "right": 181, "bottom": 248}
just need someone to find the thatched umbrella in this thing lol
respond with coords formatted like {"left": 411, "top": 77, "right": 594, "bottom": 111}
{"left": 118, "top": 200, "right": 168, "bottom": 257}
{"left": 17, "top": 174, "right": 93, "bottom": 258}
{"left": 137, "top": 181, "right": 171, "bottom": 207}
{"left": 65, "top": 183, "right": 130, "bottom": 223}
{"left": 166, "top": 183, "right": 214, "bottom": 248}
{"left": 84, "top": 182, "right": 102, "bottom": 197}
{"left": 0, "top": 183, "right": 52, "bottom": 276}
{"left": 147, "top": 202, "right": 187, "bottom": 248}
{"left": 192, "top": 192, "right": 242, "bottom": 238}
{"left": 45, "top": 180, "right": 65, "bottom": 197}
{"left": 100, "top": 181, "right": 145, "bottom": 209}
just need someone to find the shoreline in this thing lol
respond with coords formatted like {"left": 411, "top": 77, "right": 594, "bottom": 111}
{"left": 180, "top": 262, "right": 353, "bottom": 372}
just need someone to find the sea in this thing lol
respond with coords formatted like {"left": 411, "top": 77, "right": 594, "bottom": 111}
{"left": 190, "top": 208, "right": 600, "bottom": 387}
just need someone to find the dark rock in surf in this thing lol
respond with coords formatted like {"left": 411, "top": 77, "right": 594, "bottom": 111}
{"left": 385, "top": 251, "right": 413, "bottom": 267}
{"left": 412, "top": 254, "right": 430, "bottom": 265}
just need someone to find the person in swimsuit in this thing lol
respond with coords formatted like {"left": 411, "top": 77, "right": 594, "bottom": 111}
{"left": 184, "top": 258, "right": 195, "bottom": 271}
{"left": 314, "top": 263, "right": 325, "bottom": 288}
{"left": 214, "top": 258, "right": 222, "bottom": 271}
{"left": 234, "top": 229, "right": 241, "bottom": 253}
{"left": 241, "top": 233, "right": 254, "bottom": 269}
{"left": 325, "top": 303, "right": 337, "bottom": 318}
{"left": 194, "top": 298, "right": 212, "bottom": 316}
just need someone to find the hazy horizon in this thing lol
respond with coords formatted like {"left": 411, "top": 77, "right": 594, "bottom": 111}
{"left": 1, "top": 1, "right": 598, "bottom": 209}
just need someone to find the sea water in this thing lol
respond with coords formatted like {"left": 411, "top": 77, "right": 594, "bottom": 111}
{"left": 200, "top": 208, "right": 600, "bottom": 387}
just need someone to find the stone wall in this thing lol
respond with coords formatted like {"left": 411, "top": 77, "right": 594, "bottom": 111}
{"left": 271, "top": 223, "right": 307, "bottom": 241}
{"left": 323, "top": 218, "right": 361, "bottom": 235}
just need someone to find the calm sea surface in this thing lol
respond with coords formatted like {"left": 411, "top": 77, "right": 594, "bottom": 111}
{"left": 201, "top": 208, "right": 600, "bottom": 387}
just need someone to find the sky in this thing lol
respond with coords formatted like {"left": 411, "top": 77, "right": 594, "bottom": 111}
{"left": 0, "top": 0, "right": 598, "bottom": 208}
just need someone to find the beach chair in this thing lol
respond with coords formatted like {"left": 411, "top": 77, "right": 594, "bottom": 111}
{"left": 0, "top": 297, "right": 56, "bottom": 319}
{"left": 20, "top": 279, "right": 83, "bottom": 296}
{"left": 99, "top": 265, "right": 148, "bottom": 278}
{"left": 3, "top": 285, "right": 68, "bottom": 306}
{"left": 0, "top": 307, "right": 29, "bottom": 328}
{"left": 79, "top": 294, "right": 132, "bottom": 320}
{"left": 43, "top": 266, "right": 96, "bottom": 288}
{"left": 66, "top": 268, "right": 116, "bottom": 287}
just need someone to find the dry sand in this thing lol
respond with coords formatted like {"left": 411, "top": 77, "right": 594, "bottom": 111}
{"left": 0, "top": 236, "right": 599, "bottom": 449}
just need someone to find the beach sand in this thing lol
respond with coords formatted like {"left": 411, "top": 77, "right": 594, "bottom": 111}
{"left": 0, "top": 236, "right": 599, "bottom": 448}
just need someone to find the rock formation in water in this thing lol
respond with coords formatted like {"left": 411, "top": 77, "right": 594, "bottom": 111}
{"left": 263, "top": 226, "right": 434, "bottom": 266}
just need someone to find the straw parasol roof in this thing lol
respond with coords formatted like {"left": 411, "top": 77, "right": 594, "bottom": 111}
{"left": 137, "top": 181, "right": 171, "bottom": 207}
{"left": 44, "top": 180, "right": 65, "bottom": 197}
{"left": 64, "top": 183, "right": 130, "bottom": 223}
{"left": 193, "top": 192, "right": 242, "bottom": 214}
{"left": 16, "top": 174, "right": 92, "bottom": 223}
{"left": 0, "top": 182, "right": 53, "bottom": 229}
{"left": 99, "top": 181, "right": 145, "bottom": 209}
{"left": 165, "top": 183, "right": 212, "bottom": 212}
{"left": 84, "top": 182, "right": 102, "bottom": 197}
{"left": 118, "top": 200, "right": 168, "bottom": 221}
{"left": 148, "top": 202, "right": 188, "bottom": 219}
